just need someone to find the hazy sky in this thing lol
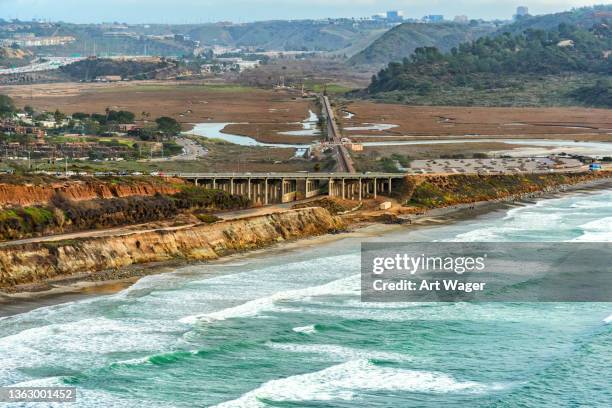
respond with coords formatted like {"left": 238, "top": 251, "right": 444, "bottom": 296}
{"left": 1, "top": 0, "right": 609, "bottom": 23}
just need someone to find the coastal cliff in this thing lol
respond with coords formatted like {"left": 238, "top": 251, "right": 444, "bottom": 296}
{"left": 0, "top": 207, "right": 344, "bottom": 290}
{"left": 0, "top": 178, "right": 182, "bottom": 208}
{"left": 401, "top": 171, "right": 612, "bottom": 208}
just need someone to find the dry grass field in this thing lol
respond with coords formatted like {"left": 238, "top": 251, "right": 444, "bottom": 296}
{"left": 340, "top": 101, "right": 612, "bottom": 141}
{"left": 4, "top": 80, "right": 316, "bottom": 138}
{"left": 5, "top": 80, "right": 610, "bottom": 173}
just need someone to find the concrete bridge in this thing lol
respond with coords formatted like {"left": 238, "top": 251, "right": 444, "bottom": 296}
{"left": 177, "top": 172, "right": 404, "bottom": 205}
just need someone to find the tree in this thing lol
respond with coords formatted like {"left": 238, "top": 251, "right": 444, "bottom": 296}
{"left": 54, "top": 109, "right": 66, "bottom": 124}
{"left": 0, "top": 95, "right": 15, "bottom": 118}
{"left": 106, "top": 110, "right": 135, "bottom": 123}
{"left": 83, "top": 119, "right": 101, "bottom": 135}
{"left": 72, "top": 112, "right": 90, "bottom": 120}
{"left": 155, "top": 116, "right": 181, "bottom": 137}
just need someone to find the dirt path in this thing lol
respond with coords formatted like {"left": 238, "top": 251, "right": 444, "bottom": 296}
{"left": 0, "top": 222, "right": 198, "bottom": 248}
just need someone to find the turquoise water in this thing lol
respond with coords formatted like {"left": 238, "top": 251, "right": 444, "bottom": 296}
{"left": 1, "top": 190, "right": 612, "bottom": 407}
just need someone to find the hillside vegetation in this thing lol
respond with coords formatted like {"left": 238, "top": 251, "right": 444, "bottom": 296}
{"left": 0, "top": 186, "right": 249, "bottom": 241}
{"left": 403, "top": 172, "right": 612, "bottom": 208}
{"left": 207, "top": 20, "right": 383, "bottom": 52}
{"left": 60, "top": 58, "right": 173, "bottom": 80}
{"left": 0, "top": 19, "right": 388, "bottom": 56}
{"left": 0, "top": 46, "right": 32, "bottom": 68}
{"left": 350, "top": 22, "right": 495, "bottom": 66}
{"left": 366, "top": 23, "right": 612, "bottom": 107}
{"left": 496, "top": 4, "right": 612, "bottom": 35}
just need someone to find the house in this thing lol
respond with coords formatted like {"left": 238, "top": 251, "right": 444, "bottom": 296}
{"left": 94, "top": 75, "right": 123, "bottom": 82}
{"left": 38, "top": 120, "right": 57, "bottom": 129}
{"left": 117, "top": 124, "right": 140, "bottom": 132}
{"left": 557, "top": 40, "right": 575, "bottom": 47}
{"left": 0, "top": 122, "right": 46, "bottom": 139}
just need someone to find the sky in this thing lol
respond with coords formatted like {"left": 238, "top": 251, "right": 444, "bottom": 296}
{"left": 0, "top": 0, "right": 609, "bottom": 24}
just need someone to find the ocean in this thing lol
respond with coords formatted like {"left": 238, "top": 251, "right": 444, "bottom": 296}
{"left": 1, "top": 190, "right": 611, "bottom": 407}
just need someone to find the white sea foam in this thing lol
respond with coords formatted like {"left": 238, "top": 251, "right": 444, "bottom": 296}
{"left": 571, "top": 217, "right": 612, "bottom": 242}
{"left": 453, "top": 205, "right": 568, "bottom": 242}
{"left": 604, "top": 314, "right": 612, "bottom": 324}
{"left": 267, "top": 343, "right": 412, "bottom": 362}
{"left": 570, "top": 200, "right": 612, "bottom": 209}
{"left": 180, "top": 274, "right": 360, "bottom": 324}
{"left": 0, "top": 316, "right": 180, "bottom": 387}
{"left": 451, "top": 228, "right": 502, "bottom": 242}
{"left": 213, "top": 359, "right": 505, "bottom": 407}
{"left": 292, "top": 325, "right": 317, "bottom": 334}
{"left": 16, "top": 377, "right": 175, "bottom": 408}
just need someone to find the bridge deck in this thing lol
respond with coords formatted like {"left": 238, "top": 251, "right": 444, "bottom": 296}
{"left": 175, "top": 172, "right": 405, "bottom": 179}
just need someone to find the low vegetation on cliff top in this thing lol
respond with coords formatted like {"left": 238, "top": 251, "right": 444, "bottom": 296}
{"left": 0, "top": 187, "right": 249, "bottom": 241}
{"left": 404, "top": 172, "right": 610, "bottom": 208}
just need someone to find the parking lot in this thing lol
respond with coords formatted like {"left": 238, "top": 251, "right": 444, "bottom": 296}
{"left": 406, "top": 157, "right": 585, "bottom": 175}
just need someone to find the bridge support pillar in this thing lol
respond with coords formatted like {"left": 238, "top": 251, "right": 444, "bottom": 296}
{"left": 213, "top": 179, "right": 217, "bottom": 189}
{"left": 388, "top": 177, "right": 392, "bottom": 194}
{"left": 265, "top": 178, "right": 269, "bottom": 205}
{"left": 328, "top": 179, "right": 333, "bottom": 197}
{"left": 248, "top": 179, "right": 252, "bottom": 200}
{"left": 373, "top": 178, "right": 377, "bottom": 199}
{"left": 359, "top": 178, "right": 362, "bottom": 201}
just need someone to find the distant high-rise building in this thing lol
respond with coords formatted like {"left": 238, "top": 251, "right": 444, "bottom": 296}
{"left": 516, "top": 6, "right": 529, "bottom": 17}
{"left": 423, "top": 15, "right": 444, "bottom": 23}
{"left": 386, "top": 10, "right": 403, "bottom": 22}
{"left": 454, "top": 15, "right": 469, "bottom": 24}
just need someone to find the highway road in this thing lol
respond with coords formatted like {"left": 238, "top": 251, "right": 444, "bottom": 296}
{"left": 321, "top": 95, "right": 356, "bottom": 173}
{"left": 173, "top": 137, "right": 208, "bottom": 160}
{"left": 0, "top": 57, "right": 84, "bottom": 75}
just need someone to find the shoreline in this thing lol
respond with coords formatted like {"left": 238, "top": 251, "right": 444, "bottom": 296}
{"left": 1, "top": 177, "right": 612, "bottom": 318}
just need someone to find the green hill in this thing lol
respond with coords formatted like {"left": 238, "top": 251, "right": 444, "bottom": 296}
{"left": 497, "top": 4, "right": 612, "bottom": 35}
{"left": 349, "top": 23, "right": 496, "bottom": 66}
{"left": 0, "top": 19, "right": 389, "bottom": 57}
{"left": 59, "top": 58, "right": 173, "bottom": 80}
{"left": 0, "top": 46, "right": 32, "bottom": 68}
{"left": 227, "top": 21, "right": 372, "bottom": 52}
{"left": 366, "top": 23, "right": 612, "bottom": 107}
